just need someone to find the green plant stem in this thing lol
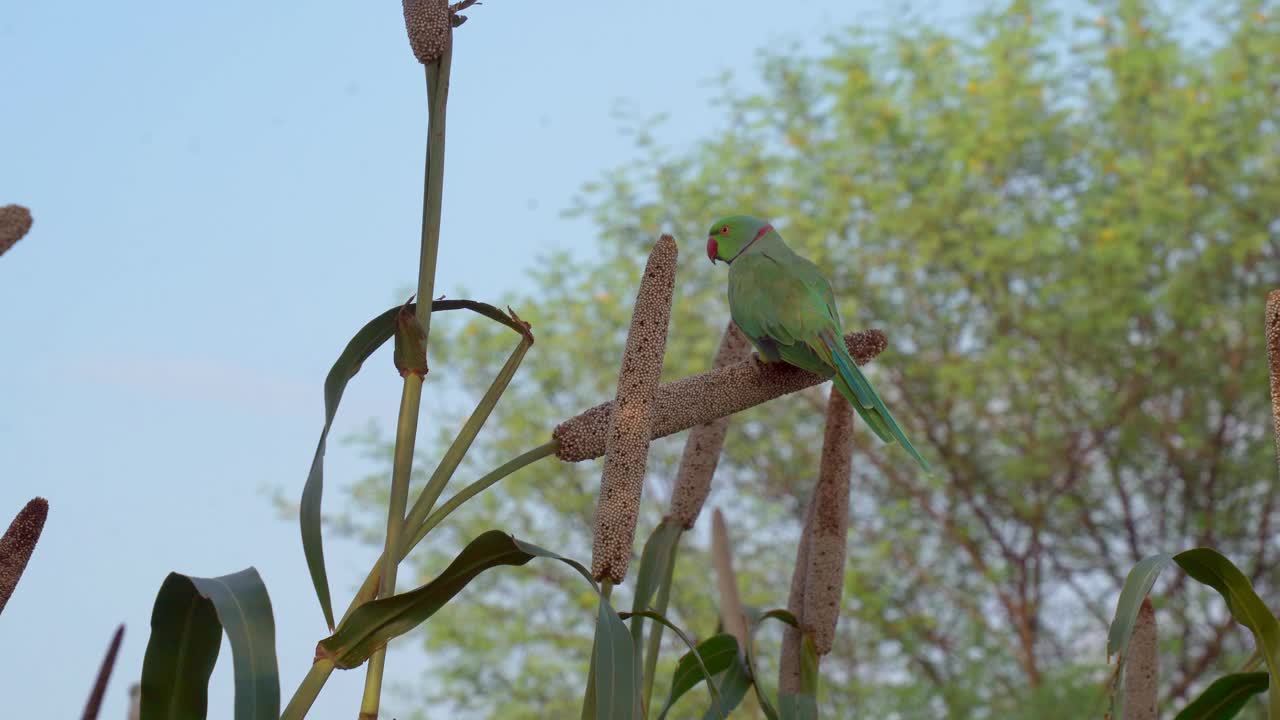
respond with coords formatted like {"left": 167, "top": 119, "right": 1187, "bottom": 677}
{"left": 353, "top": 35, "right": 452, "bottom": 719}
{"left": 400, "top": 333, "right": 533, "bottom": 545}
{"left": 642, "top": 541, "right": 680, "bottom": 715}
{"left": 338, "top": 441, "right": 558, "bottom": 627}
{"left": 414, "top": 43, "right": 452, "bottom": 342}
{"left": 281, "top": 659, "right": 336, "bottom": 720}
{"left": 407, "top": 440, "right": 555, "bottom": 549}
{"left": 359, "top": 373, "right": 425, "bottom": 717}
{"left": 1238, "top": 647, "right": 1264, "bottom": 673}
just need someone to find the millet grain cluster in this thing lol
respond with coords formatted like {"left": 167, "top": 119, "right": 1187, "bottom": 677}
{"left": 590, "top": 235, "right": 678, "bottom": 584}
{"left": 554, "top": 329, "right": 886, "bottom": 463}
{"left": 665, "top": 322, "right": 753, "bottom": 529}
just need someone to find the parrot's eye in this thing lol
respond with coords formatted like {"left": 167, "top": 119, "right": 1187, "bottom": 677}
{"left": 720, "top": 226, "right": 729, "bottom": 234}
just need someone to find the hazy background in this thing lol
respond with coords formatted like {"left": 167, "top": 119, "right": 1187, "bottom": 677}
{"left": 0, "top": 1, "right": 997, "bottom": 716}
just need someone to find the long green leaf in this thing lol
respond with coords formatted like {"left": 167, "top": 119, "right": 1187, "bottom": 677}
{"left": 633, "top": 521, "right": 683, "bottom": 618}
{"left": 1108, "top": 553, "right": 1175, "bottom": 658}
{"left": 140, "top": 568, "right": 279, "bottom": 720}
{"left": 642, "top": 524, "right": 683, "bottom": 712}
{"left": 1174, "top": 548, "right": 1280, "bottom": 719}
{"left": 655, "top": 633, "right": 738, "bottom": 720}
{"left": 503, "top": 537, "right": 635, "bottom": 720}
{"left": 630, "top": 519, "right": 683, "bottom": 700}
{"left": 624, "top": 611, "right": 732, "bottom": 719}
{"left": 1105, "top": 552, "right": 1175, "bottom": 720}
{"left": 743, "top": 609, "right": 801, "bottom": 720}
{"left": 319, "top": 531, "right": 607, "bottom": 671}
{"left": 595, "top": 594, "right": 641, "bottom": 720}
{"left": 318, "top": 530, "right": 534, "bottom": 668}
{"left": 700, "top": 658, "right": 752, "bottom": 720}
{"left": 1174, "top": 672, "right": 1269, "bottom": 720}
{"left": 301, "top": 299, "right": 529, "bottom": 629}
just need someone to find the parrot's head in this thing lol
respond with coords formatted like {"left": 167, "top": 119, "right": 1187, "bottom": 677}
{"left": 706, "top": 214, "right": 772, "bottom": 265}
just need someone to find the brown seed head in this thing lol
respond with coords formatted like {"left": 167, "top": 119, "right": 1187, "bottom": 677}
{"left": 666, "top": 322, "right": 753, "bottom": 528}
{"left": 555, "top": 329, "right": 886, "bottom": 463}
{"left": 591, "top": 235, "right": 678, "bottom": 584}
{"left": 403, "top": 0, "right": 451, "bottom": 64}
{"left": 802, "top": 387, "right": 854, "bottom": 656}
{"left": 83, "top": 624, "right": 126, "bottom": 720}
{"left": 711, "top": 509, "right": 749, "bottom": 652}
{"left": 0, "top": 497, "right": 49, "bottom": 615}
{"left": 1265, "top": 290, "right": 1280, "bottom": 473}
{"left": 779, "top": 493, "right": 815, "bottom": 694}
{"left": 1124, "top": 598, "right": 1159, "bottom": 720}
{"left": 0, "top": 205, "right": 33, "bottom": 258}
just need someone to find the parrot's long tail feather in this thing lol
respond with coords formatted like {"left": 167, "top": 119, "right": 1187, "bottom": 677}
{"left": 820, "top": 330, "right": 932, "bottom": 472}
{"left": 833, "top": 375, "right": 895, "bottom": 442}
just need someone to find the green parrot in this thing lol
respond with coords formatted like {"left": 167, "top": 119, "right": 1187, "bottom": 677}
{"left": 705, "top": 214, "right": 930, "bottom": 471}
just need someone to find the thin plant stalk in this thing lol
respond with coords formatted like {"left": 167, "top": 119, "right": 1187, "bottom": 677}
{"left": 1239, "top": 647, "right": 1264, "bottom": 673}
{"left": 281, "top": 659, "right": 337, "bottom": 720}
{"left": 359, "top": 373, "right": 424, "bottom": 717}
{"left": 407, "top": 440, "right": 555, "bottom": 547}
{"left": 401, "top": 330, "right": 533, "bottom": 543}
{"left": 357, "top": 32, "right": 452, "bottom": 717}
{"left": 414, "top": 45, "right": 451, "bottom": 341}
{"left": 337, "top": 441, "right": 557, "bottom": 628}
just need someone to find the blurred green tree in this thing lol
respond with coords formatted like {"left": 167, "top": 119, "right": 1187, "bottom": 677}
{"left": 338, "top": 0, "right": 1280, "bottom": 716}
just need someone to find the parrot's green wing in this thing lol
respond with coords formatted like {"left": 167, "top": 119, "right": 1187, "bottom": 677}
{"left": 728, "top": 253, "right": 833, "bottom": 374}
{"left": 728, "top": 251, "right": 931, "bottom": 471}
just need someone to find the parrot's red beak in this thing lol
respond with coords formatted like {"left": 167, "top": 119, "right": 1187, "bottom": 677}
{"left": 706, "top": 237, "right": 719, "bottom": 263}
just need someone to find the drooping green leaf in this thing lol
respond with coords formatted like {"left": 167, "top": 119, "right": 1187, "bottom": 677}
{"left": 140, "top": 568, "right": 279, "bottom": 720}
{"left": 320, "top": 531, "right": 604, "bottom": 671}
{"left": 1174, "top": 548, "right": 1280, "bottom": 719}
{"left": 1173, "top": 672, "right": 1268, "bottom": 720}
{"left": 1108, "top": 553, "right": 1175, "bottom": 658}
{"left": 700, "top": 657, "right": 752, "bottom": 720}
{"left": 655, "top": 633, "right": 738, "bottom": 720}
{"left": 1106, "top": 552, "right": 1176, "bottom": 720}
{"left": 140, "top": 576, "right": 220, "bottom": 718}
{"left": 633, "top": 610, "right": 743, "bottom": 719}
{"left": 318, "top": 530, "right": 536, "bottom": 668}
{"left": 301, "top": 299, "right": 531, "bottom": 629}
{"left": 743, "top": 609, "right": 801, "bottom": 720}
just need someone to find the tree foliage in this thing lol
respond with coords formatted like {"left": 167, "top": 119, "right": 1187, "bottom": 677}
{"left": 342, "top": 1, "right": 1280, "bottom": 716}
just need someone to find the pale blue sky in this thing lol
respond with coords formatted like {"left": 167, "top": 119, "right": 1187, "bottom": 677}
{"left": 0, "top": 1, "right": 1003, "bottom": 717}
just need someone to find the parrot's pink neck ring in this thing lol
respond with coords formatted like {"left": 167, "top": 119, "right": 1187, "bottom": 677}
{"left": 730, "top": 223, "right": 773, "bottom": 264}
